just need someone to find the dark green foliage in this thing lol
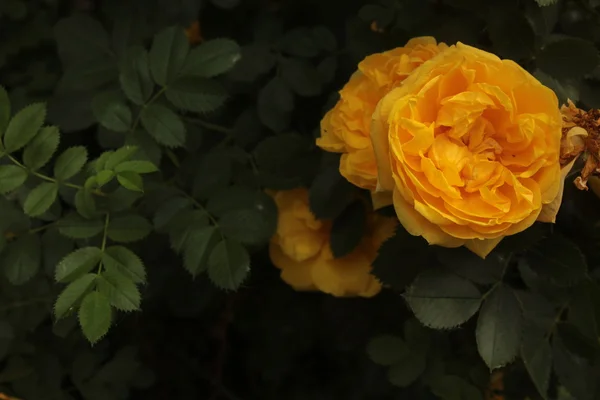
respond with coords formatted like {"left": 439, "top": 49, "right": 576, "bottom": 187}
{"left": 0, "top": 0, "right": 600, "bottom": 400}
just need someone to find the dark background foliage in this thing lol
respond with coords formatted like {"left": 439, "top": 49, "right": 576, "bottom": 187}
{"left": 1, "top": 0, "right": 600, "bottom": 400}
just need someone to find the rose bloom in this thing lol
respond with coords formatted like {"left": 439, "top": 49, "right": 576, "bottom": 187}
{"left": 317, "top": 37, "right": 448, "bottom": 191}
{"left": 269, "top": 188, "right": 397, "bottom": 297}
{"left": 370, "top": 42, "right": 565, "bottom": 257}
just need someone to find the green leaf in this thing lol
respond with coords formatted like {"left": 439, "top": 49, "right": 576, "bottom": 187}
{"left": 107, "top": 214, "right": 152, "bottom": 243}
{"left": 280, "top": 58, "right": 322, "bottom": 97}
{"left": 218, "top": 207, "right": 276, "bottom": 247}
{"left": 114, "top": 160, "right": 158, "bottom": 174}
{"left": 330, "top": 201, "right": 366, "bottom": 258}
{"left": 3, "top": 103, "right": 46, "bottom": 152}
{"left": 207, "top": 239, "right": 250, "bottom": 291}
{"left": 75, "top": 188, "right": 98, "bottom": 219}
{"left": 257, "top": 76, "right": 294, "bottom": 132}
{"left": 436, "top": 246, "right": 506, "bottom": 285}
{"left": 140, "top": 104, "right": 186, "bottom": 147}
{"left": 54, "top": 146, "right": 88, "bottom": 180}
{"left": 277, "top": 28, "right": 319, "bottom": 58}
{"left": 165, "top": 77, "right": 228, "bottom": 113}
{"left": 207, "top": 187, "right": 277, "bottom": 224}
{"left": 488, "top": 10, "right": 536, "bottom": 60}
{"left": 55, "top": 247, "right": 103, "bottom": 283}
{"left": 387, "top": 352, "right": 427, "bottom": 388}
{"left": 552, "top": 335, "right": 596, "bottom": 400}
{"left": 2, "top": 234, "right": 41, "bottom": 285}
{"left": 535, "top": 0, "right": 557, "bottom": 5}
{"left": 23, "top": 182, "right": 59, "bottom": 217}
{"left": 92, "top": 91, "right": 132, "bottom": 133}
{"left": 103, "top": 246, "right": 146, "bottom": 284}
{"left": 58, "top": 213, "right": 104, "bottom": 239}
{"left": 22, "top": 126, "right": 60, "bottom": 170}
{"left": 404, "top": 269, "right": 482, "bottom": 329}
{"left": 119, "top": 46, "right": 154, "bottom": 105}
{"left": 568, "top": 281, "right": 600, "bottom": 345}
{"left": 117, "top": 171, "right": 144, "bottom": 192}
{"left": 192, "top": 151, "right": 232, "bottom": 199}
{"left": 96, "top": 170, "right": 115, "bottom": 186}
{"left": 149, "top": 26, "right": 190, "bottom": 86}
{"left": 309, "top": 166, "right": 355, "bottom": 219}
{"left": 476, "top": 285, "right": 522, "bottom": 370}
{"left": 54, "top": 273, "right": 96, "bottom": 319}
{"left": 153, "top": 197, "right": 193, "bottom": 232}
{"left": 168, "top": 209, "right": 210, "bottom": 253}
{"left": 525, "top": 231, "right": 587, "bottom": 287}
{"left": 521, "top": 324, "right": 552, "bottom": 399}
{"left": 0, "top": 86, "right": 10, "bottom": 134}
{"left": 366, "top": 335, "right": 409, "bottom": 366}
{"left": 0, "top": 165, "right": 28, "bottom": 194}
{"left": 254, "top": 133, "right": 315, "bottom": 189}
{"left": 54, "top": 14, "right": 112, "bottom": 66}
{"left": 181, "top": 38, "right": 241, "bottom": 77}
{"left": 104, "top": 145, "right": 139, "bottom": 169}
{"left": 96, "top": 269, "right": 141, "bottom": 311}
{"left": 79, "top": 291, "right": 112, "bottom": 344}
{"left": 538, "top": 37, "right": 599, "bottom": 79}
{"left": 182, "top": 226, "right": 220, "bottom": 277}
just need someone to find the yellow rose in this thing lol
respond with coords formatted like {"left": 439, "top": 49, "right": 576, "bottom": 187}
{"left": 268, "top": 188, "right": 397, "bottom": 297}
{"left": 317, "top": 37, "right": 449, "bottom": 190}
{"left": 370, "top": 42, "right": 565, "bottom": 258}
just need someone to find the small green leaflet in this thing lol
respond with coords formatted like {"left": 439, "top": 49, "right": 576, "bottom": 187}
{"left": 54, "top": 146, "right": 88, "bottom": 180}
{"left": 140, "top": 104, "right": 186, "bottom": 147}
{"left": 0, "top": 165, "right": 28, "bottom": 194}
{"left": 58, "top": 213, "right": 104, "bottom": 239}
{"left": 104, "top": 145, "right": 139, "bottom": 169}
{"left": 24, "top": 182, "right": 59, "bottom": 217}
{"left": 114, "top": 160, "right": 158, "bottom": 174}
{"left": 54, "top": 273, "right": 97, "bottom": 320}
{"left": 521, "top": 325, "right": 552, "bottom": 399}
{"left": 119, "top": 45, "right": 154, "bottom": 105}
{"left": 404, "top": 269, "right": 482, "bottom": 329}
{"left": 387, "top": 352, "right": 427, "bottom": 388}
{"left": 107, "top": 214, "right": 152, "bottom": 243}
{"left": 0, "top": 86, "right": 10, "bottom": 134}
{"left": 207, "top": 239, "right": 250, "bottom": 291}
{"left": 96, "top": 170, "right": 115, "bottom": 186}
{"left": 165, "top": 77, "right": 228, "bottom": 114}
{"left": 149, "top": 26, "right": 190, "bottom": 86}
{"left": 79, "top": 291, "right": 112, "bottom": 344}
{"left": 103, "top": 246, "right": 146, "bottom": 284}
{"left": 117, "top": 171, "right": 144, "bottom": 192}
{"left": 96, "top": 269, "right": 141, "bottom": 311}
{"left": 22, "top": 126, "right": 61, "bottom": 170}
{"left": 181, "top": 38, "right": 241, "bottom": 77}
{"left": 153, "top": 197, "right": 193, "bottom": 232}
{"left": 75, "top": 188, "right": 98, "bottom": 219}
{"left": 2, "top": 234, "right": 41, "bottom": 285}
{"left": 183, "top": 226, "right": 220, "bottom": 277}
{"left": 475, "top": 285, "right": 522, "bottom": 370}
{"left": 55, "top": 247, "right": 103, "bottom": 283}
{"left": 91, "top": 91, "right": 132, "bottom": 132}
{"left": 218, "top": 208, "right": 276, "bottom": 247}
{"left": 366, "top": 335, "right": 409, "bottom": 366}
{"left": 3, "top": 103, "right": 46, "bottom": 153}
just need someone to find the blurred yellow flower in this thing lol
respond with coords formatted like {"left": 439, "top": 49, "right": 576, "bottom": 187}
{"left": 269, "top": 188, "right": 397, "bottom": 297}
{"left": 317, "top": 37, "right": 448, "bottom": 191}
{"left": 370, "top": 42, "right": 565, "bottom": 258}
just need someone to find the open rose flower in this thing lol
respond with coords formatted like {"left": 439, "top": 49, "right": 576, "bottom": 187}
{"left": 370, "top": 42, "right": 567, "bottom": 258}
{"left": 317, "top": 37, "right": 448, "bottom": 191}
{"left": 269, "top": 188, "right": 397, "bottom": 297}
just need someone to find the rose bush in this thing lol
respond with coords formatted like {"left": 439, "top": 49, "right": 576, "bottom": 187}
{"left": 269, "top": 188, "right": 397, "bottom": 297}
